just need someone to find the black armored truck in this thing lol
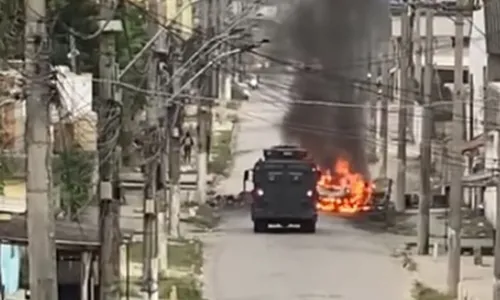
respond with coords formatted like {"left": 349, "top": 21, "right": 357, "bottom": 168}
{"left": 243, "top": 145, "right": 320, "bottom": 233}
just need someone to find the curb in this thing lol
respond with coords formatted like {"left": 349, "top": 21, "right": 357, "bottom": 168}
{"left": 457, "top": 280, "right": 487, "bottom": 300}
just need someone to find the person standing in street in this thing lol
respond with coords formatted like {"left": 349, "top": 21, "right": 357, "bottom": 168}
{"left": 182, "top": 131, "right": 194, "bottom": 164}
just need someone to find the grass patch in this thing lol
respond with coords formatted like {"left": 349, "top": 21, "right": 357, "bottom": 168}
{"left": 126, "top": 276, "right": 202, "bottom": 300}
{"left": 159, "top": 276, "right": 202, "bottom": 300}
{"left": 129, "top": 242, "right": 142, "bottom": 263}
{"left": 181, "top": 201, "right": 200, "bottom": 208}
{"left": 411, "top": 281, "right": 453, "bottom": 300}
{"left": 125, "top": 238, "right": 204, "bottom": 300}
{"left": 209, "top": 130, "right": 233, "bottom": 176}
{"left": 168, "top": 238, "right": 203, "bottom": 274}
{"left": 128, "top": 238, "right": 203, "bottom": 271}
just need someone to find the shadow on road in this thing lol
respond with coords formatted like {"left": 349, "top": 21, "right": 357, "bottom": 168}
{"left": 342, "top": 210, "right": 417, "bottom": 236}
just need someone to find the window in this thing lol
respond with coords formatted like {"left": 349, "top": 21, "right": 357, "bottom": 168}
{"left": 266, "top": 171, "right": 283, "bottom": 182}
{"left": 289, "top": 171, "right": 303, "bottom": 183}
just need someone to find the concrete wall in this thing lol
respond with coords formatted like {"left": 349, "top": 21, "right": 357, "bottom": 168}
{"left": 483, "top": 130, "right": 499, "bottom": 226}
{"left": 469, "top": 5, "right": 487, "bottom": 137}
{"left": 166, "top": 0, "right": 194, "bottom": 40}
{"left": 391, "top": 15, "right": 472, "bottom": 37}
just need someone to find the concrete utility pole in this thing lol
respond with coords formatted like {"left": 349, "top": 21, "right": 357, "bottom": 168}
{"left": 142, "top": 0, "right": 160, "bottom": 298}
{"left": 68, "top": 34, "right": 79, "bottom": 73}
{"left": 414, "top": 7, "right": 422, "bottom": 89}
{"left": 24, "top": 0, "right": 59, "bottom": 297}
{"left": 220, "top": 0, "right": 232, "bottom": 105}
{"left": 196, "top": 0, "right": 213, "bottom": 204}
{"left": 157, "top": 0, "right": 168, "bottom": 275}
{"left": 168, "top": 50, "right": 182, "bottom": 238}
{"left": 216, "top": 0, "right": 224, "bottom": 101}
{"left": 494, "top": 69, "right": 500, "bottom": 300}
{"left": 417, "top": 2, "right": 434, "bottom": 256}
{"left": 493, "top": 120, "right": 500, "bottom": 299}
{"left": 447, "top": 0, "right": 466, "bottom": 296}
{"left": 379, "top": 50, "right": 389, "bottom": 178}
{"left": 396, "top": 2, "right": 412, "bottom": 212}
{"left": 97, "top": 1, "right": 122, "bottom": 299}
{"left": 367, "top": 54, "right": 377, "bottom": 161}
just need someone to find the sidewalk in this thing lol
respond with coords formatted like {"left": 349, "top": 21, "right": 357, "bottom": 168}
{"left": 396, "top": 209, "right": 493, "bottom": 250}
{"left": 389, "top": 209, "right": 494, "bottom": 300}
{"left": 409, "top": 254, "right": 493, "bottom": 300}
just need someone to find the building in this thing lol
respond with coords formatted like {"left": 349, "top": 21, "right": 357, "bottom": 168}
{"left": 166, "top": 0, "right": 194, "bottom": 41}
{"left": 0, "top": 64, "right": 96, "bottom": 202}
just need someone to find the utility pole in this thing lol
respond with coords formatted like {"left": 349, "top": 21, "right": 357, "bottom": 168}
{"left": 367, "top": 52, "right": 377, "bottom": 161}
{"left": 220, "top": 0, "right": 232, "bottom": 105}
{"left": 68, "top": 34, "right": 79, "bottom": 73}
{"left": 142, "top": 0, "right": 160, "bottom": 298}
{"left": 24, "top": 0, "right": 58, "bottom": 297}
{"left": 379, "top": 50, "right": 389, "bottom": 178}
{"left": 414, "top": 7, "right": 422, "bottom": 89}
{"left": 216, "top": 0, "right": 224, "bottom": 101}
{"left": 417, "top": 2, "right": 434, "bottom": 256}
{"left": 157, "top": 0, "right": 168, "bottom": 275}
{"left": 493, "top": 63, "right": 500, "bottom": 299}
{"left": 492, "top": 118, "right": 500, "bottom": 300}
{"left": 196, "top": 0, "right": 213, "bottom": 204}
{"left": 396, "top": 2, "right": 412, "bottom": 212}
{"left": 169, "top": 50, "right": 182, "bottom": 238}
{"left": 447, "top": 0, "right": 466, "bottom": 296}
{"left": 97, "top": 1, "right": 122, "bottom": 299}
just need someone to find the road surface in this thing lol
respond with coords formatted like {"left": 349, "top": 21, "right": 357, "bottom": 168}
{"left": 202, "top": 76, "right": 414, "bottom": 300}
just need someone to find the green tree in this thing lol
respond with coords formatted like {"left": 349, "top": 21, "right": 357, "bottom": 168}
{"left": 54, "top": 149, "right": 94, "bottom": 219}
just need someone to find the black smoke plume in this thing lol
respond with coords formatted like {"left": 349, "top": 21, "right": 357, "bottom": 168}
{"left": 273, "top": 0, "right": 388, "bottom": 177}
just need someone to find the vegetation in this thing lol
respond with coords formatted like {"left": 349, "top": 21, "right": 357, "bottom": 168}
{"left": 0, "top": 155, "right": 14, "bottom": 195}
{"left": 129, "top": 238, "right": 203, "bottom": 273}
{"left": 208, "top": 130, "right": 233, "bottom": 176}
{"left": 411, "top": 281, "right": 453, "bottom": 300}
{"left": 127, "top": 238, "right": 204, "bottom": 300}
{"left": 54, "top": 149, "right": 95, "bottom": 219}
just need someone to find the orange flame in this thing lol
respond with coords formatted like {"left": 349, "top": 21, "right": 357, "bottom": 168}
{"left": 316, "top": 158, "right": 373, "bottom": 213}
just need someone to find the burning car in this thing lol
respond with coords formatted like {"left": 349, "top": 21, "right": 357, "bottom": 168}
{"left": 316, "top": 158, "right": 374, "bottom": 213}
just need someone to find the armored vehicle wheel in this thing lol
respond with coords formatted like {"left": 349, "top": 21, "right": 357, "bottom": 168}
{"left": 253, "top": 221, "right": 267, "bottom": 233}
{"left": 300, "top": 220, "right": 316, "bottom": 233}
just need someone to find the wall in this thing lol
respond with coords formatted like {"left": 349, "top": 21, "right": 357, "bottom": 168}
{"left": 166, "top": 0, "right": 194, "bottom": 41}
{"left": 483, "top": 130, "right": 499, "bottom": 227}
{"left": 391, "top": 15, "right": 471, "bottom": 37}
{"left": 469, "top": 5, "right": 487, "bottom": 138}
{"left": 4, "top": 66, "right": 95, "bottom": 152}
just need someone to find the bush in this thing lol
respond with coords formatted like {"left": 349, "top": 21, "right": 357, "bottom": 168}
{"left": 411, "top": 281, "right": 453, "bottom": 300}
{"left": 208, "top": 130, "right": 232, "bottom": 176}
{"left": 54, "top": 150, "right": 95, "bottom": 219}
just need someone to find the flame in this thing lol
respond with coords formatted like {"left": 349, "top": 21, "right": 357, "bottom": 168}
{"left": 316, "top": 158, "right": 373, "bottom": 213}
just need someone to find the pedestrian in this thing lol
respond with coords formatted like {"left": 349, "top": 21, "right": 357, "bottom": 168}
{"left": 182, "top": 131, "right": 194, "bottom": 164}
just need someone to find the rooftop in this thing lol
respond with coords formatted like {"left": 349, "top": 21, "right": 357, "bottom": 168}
{"left": 0, "top": 214, "right": 133, "bottom": 251}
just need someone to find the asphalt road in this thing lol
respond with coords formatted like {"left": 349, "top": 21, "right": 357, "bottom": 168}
{"left": 202, "top": 77, "right": 414, "bottom": 300}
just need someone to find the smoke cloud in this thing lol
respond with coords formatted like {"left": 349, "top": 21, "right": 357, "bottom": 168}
{"left": 273, "top": 0, "right": 388, "bottom": 177}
